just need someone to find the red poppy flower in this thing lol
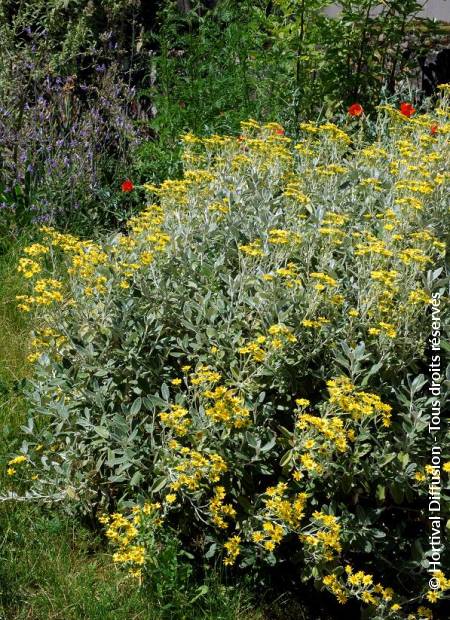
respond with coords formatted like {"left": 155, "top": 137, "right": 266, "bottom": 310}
{"left": 430, "top": 124, "right": 439, "bottom": 135}
{"left": 399, "top": 102, "right": 415, "bottom": 118}
{"left": 121, "top": 179, "right": 134, "bottom": 193}
{"left": 275, "top": 128, "right": 285, "bottom": 135}
{"left": 348, "top": 103, "right": 364, "bottom": 117}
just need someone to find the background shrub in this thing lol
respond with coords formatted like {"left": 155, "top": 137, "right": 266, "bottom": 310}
{"left": 137, "top": 0, "right": 445, "bottom": 183}
{"left": 2, "top": 0, "right": 448, "bottom": 232}
{"left": 0, "top": 54, "right": 141, "bottom": 237}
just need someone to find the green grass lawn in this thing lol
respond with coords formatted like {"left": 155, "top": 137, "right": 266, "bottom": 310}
{"left": 0, "top": 505, "right": 265, "bottom": 620}
{"left": 0, "top": 238, "right": 29, "bottom": 464}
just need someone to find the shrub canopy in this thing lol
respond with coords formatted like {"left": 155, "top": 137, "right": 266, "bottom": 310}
{"left": 9, "top": 92, "right": 450, "bottom": 617}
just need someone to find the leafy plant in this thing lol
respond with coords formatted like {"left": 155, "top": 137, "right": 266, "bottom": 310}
{"left": 0, "top": 56, "right": 141, "bottom": 235}
{"left": 6, "top": 92, "right": 450, "bottom": 618}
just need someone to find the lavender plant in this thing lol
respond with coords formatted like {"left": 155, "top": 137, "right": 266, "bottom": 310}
{"left": 0, "top": 56, "right": 141, "bottom": 239}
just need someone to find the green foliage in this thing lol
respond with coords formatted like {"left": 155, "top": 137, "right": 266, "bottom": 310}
{"left": 0, "top": 237, "right": 266, "bottom": 620}
{"left": 0, "top": 0, "right": 151, "bottom": 74}
{"left": 8, "top": 99, "right": 450, "bottom": 617}
{"left": 136, "top": 0, "right": 440, "bottom": 184}
{"left": 1, "top": 0, "right": 445, "bottom": 230}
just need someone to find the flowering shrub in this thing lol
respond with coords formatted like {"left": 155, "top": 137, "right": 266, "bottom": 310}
{"left": 7, "top": 88, "right": 450, "bottom": 618}
{"left": 0, "top": 58, "right": 140, "bottom": 237}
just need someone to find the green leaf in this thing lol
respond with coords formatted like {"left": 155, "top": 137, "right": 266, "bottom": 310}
{"left": 94, "top": 426, "right": 110, "bottom": 439}
{"left": 130, "top": 397, "right": 142, "bottom": 416}
{"left": 280, "top": 449, "right": 294, "bottom": 467}
{"left": 379, "top": 453, "right": 396, "bottom": 468}
{"left": 151, "top": 476, "right": 168, "bottom": 493}
{"left": 261, "top": 435, "right": 276, "bottom": 453}
{"left": 130, "top": 471, "right": 143, "bottom": 486}
{"left": 161, "top": 383, "right": 170, "bottom": 401}
{"left": 390, "top": 483, "right": 404, "bottom": 505}
{"left": 204, "top": 543, "right": 217, "bottom": 559}
{"left": 376, "top": 484, "right": 385, "bottom": 501}
{"left": 245, "top": 432, "right": 259, "bottom": 450}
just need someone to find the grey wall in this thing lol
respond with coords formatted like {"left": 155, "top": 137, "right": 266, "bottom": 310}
{"left": 324, "top": 1, "right": 449, "bottom": 22}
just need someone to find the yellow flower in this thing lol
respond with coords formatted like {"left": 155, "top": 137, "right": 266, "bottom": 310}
{"left": 426, "top": 590, "right": 440, "bottom": 603}
{"left": 8, "top": 455, "right": 27, "bottom": 465}
{"left": 223, "top": 535, "right": 241, "bottom": 565}
{"left": 295, "top": 398, "right": 310, "bottom": 408}
{"left": 17, "top": 257, "right": 42, "bottom": 278}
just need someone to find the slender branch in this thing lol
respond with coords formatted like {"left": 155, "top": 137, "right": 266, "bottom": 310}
{"left": 294, "top": 0, "right": 306, "bottom": 126}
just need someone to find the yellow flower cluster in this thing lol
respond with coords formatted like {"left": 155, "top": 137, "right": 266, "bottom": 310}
{"left": 251, "top": 482, "right": 308, "bottom": 554}
{"left": 17, "top": 201, "right": 172, "bottom": 310}
{"left": 190, "top": 365, "right": 221, "bottom": 386}
{"left": 323, "top": 566, "right": 401, "bottom": 611}
{"left": 369, "top": 321, "right": 397, "bottom": 339}
{"left": 6, "top": 454, "right": 28, "bottom": 476}
{"left": 315, "top": 163, "right": 347, "bottom": 176}
{"left": 395, "top": 179, "right": 434, "bottom": 195}
{"left": 159, "top": 404, "right": 191, "bottom": 436}
{"left": 301, "top": 317, "right": 330, "bottom": 329}
{"left": 293, "top": 403, "right": 351, "bottom": 480}
{"left": 370, "top": 270, "right": 399, "bottom": 288}
{"left": 327, "top": 377, "right": 392, "bottom": 426}
{"left": 17, "top": 257, "right": 42, "bottom": 278}
{"left": 356, "top": 238, "right": 394, "bottom": 258}
{"left": 263, "top": 261, "right": 302, "bottom": 288}
{"left": 26, "top": 327, "right": 68, "bottom": 363}
{"left": 144, "top": 179, "right": 192, "bottom": 205}
{"left": 282, "top": 182, "right": 310, "bottom": 203}
{"left": 168, "top": 447, "right": 227, "bottom": 492}
{"left": 267, "top": 228, "right": 302, "bottom": 245}
{"left": 239, "top": 324, "right": 297, "bottom": 361}
{"left": 425, "top": 570, "right": 450, "bottom": 604}
{"left": 203, "top": 386, "right": 250, "bottom": 428}
{"left": 238, "top": 336, "right": 266, "bottom": 362}
{"left": 299, "top": 121, "right": 351, "bottom": 146}
{"left": 208, "top": 486, "right": 236, "bottom": 529}
{"left": 238, "top": 239, "right": 265, "bottom": 257}
{"left": 310, "top": 271, "right": 337, "bottom": 290}
{"left": 100, "top": 502, "right": 162, "bottom": 579}
{"left": 223, "top": 535, "right": 242, "bottom": 566}
{"left": 301, "top": 511, "right": 341, "bottom": 562}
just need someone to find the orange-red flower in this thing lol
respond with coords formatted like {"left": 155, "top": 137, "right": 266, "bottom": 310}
{"left": 348, "top": 103, "right": 364, "bottom": 117}
{"left": 399, "top": 102, "right": 415, "bottom": 117}
{"left": 430, "top": 124, "right": 439, "bottom": 135}
{"left": 121, "top": 179, "right": 134, "bottom": 192}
